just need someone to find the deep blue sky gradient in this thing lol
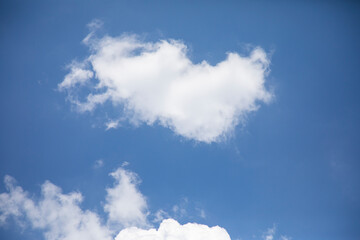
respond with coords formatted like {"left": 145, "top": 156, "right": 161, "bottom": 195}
{"left": 0, "top": 1, "right": 359, "bottom": 239}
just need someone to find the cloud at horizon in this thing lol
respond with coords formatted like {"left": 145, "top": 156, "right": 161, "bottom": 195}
{"left": 59, "top": 23, "right": 273, "bottom": 143}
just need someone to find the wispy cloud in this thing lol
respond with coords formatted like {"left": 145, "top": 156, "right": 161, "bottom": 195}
{"left": 260, "top": 225, "right": 290, "bottom": 240}
{"left": 151, "top": 197, "right": 206, "bottom": 224}
{"left": 59, "top": 21, "right": 273, "bottom": 143}
{"left": 263, "top": 225, "right": 276, "bottom": 240}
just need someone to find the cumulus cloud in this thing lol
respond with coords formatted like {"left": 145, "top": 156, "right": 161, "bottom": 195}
{"left": 0, "top": 168, "right": 231, "bottom": 240}
{"left": 59, "top": 24, "right": 273, "bottom": 143}
{"left": 0, "top": 175, "right": 112, "bottom": 240}
{"left": 104, "top": 168, "right": 149, "bottom": 229}
{"left": 115, "top": 218, "right": 231, "bottom": 240}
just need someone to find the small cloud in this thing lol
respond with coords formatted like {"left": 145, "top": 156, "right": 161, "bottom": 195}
{"left": 262, "top": 225, "right": 276, "bottom": 240}
{"left": 257, "top": 225, "right": 290, "bottom": 240}
{"left": 93, "top": 159, "right": 104, "bottom": 169}
{"left": 105, "top": 119, "right": 121, "bottom": 130}
{"left": 87, "top": 19, "right": 103, "bottom": 31}
{"left": 121, "top": 161, "right": 129, "bottom": 167}
{"left": 172, "top": 204, "right": 179, "bottom": 213}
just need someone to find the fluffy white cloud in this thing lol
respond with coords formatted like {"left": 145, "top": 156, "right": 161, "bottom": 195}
{"left": 115, "top": 218, "right": 231, "bottom": 240}
{"left": 58, "top": 62, "right": 94, "bottom": 90}
{"left": 104, "top": 168, "right": 149, "bottom": 229}
{"left": 0, "top": 175, "right": 112, "bottom": 240}
{"left": 59, "top": 27, "right": 272, "bottom": 143}
{"left": 0, "top": 168, "right": 232, "bottom": 240}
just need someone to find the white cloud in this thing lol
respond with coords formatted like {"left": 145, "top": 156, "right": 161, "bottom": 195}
{"left": 0, "top": 169, "right": 233, "bottom": 240}
{"left": 115, "top": 218, "right": 231, "bottom": 240}
{"left": 0, "top": 167, "right": 150, "bottom": 240}
{"left": 0, "top": 169, "right": 292, "bottom": 240}
{"left": 0, "top": 175, "right": 112, "bottom": 240}
{"left": 104, "top": 168, "right": 149, "bottom": 229}
{"left": 59, "top": 25, "right": 273, "bottom": 143}
{"left": 58, "top": 62, "right": 94, "bottom": 90}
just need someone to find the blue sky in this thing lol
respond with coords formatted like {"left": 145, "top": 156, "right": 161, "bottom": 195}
{"left": 0, "top": 1, "right": 359, "bottom": 240}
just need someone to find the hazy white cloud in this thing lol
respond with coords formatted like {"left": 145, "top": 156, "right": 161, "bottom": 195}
{"left": 104, "top": 168, "right": 149, "bottom": 229}
{"left": 280, "top": 236, "right": 291, "bottom": 240}
{"left": 153, "top": 209, "right": 170, "bottom": 223}
{"left": 0, "top": 169, "right": 233, "bottom": 240}
{"left": 121, "top": 161, "right": 130, "bottom": 167}
{"left": 152, "top": 197, "right": 205, "bottom": 224}
{"left": 263, "top": 226, "right": 276, "bottom": 240}
{"left": 59, "top": 24, "right": 273, "bottom": 143}
{"left": 115, "top": 218, "right": 231, "bottom": 240}
{"left": 94, "top": 159, "right": 104, "bottom": 168}
{"left": 172, "top": 204, "right": 187, "bottom": 219}
{"left": 106, "top": 119, "right": 121, "bottom": 130}
{"left": 197, "top": 208, "right": 206, "bottom": 219}
{"left": 261, "top": 225, "right": 290, "bottom": 240}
